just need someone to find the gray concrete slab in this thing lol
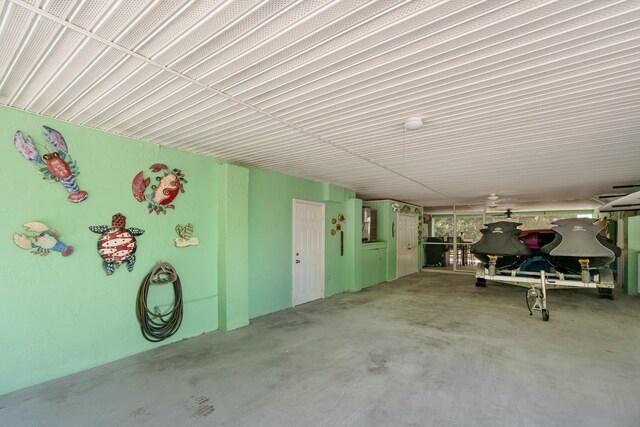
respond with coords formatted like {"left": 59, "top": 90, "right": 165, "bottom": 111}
{"left": 1, "top": 272, "right": 640, "bottom": 427}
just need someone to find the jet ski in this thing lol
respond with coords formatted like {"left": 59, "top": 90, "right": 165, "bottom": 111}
{"left": 518, "top": 229, "right": 557, "bottom": 273}
{"left": 471, "top": 221, "right": 532, "bottom": 270}
{"left": 474, "top": 218, "right": 619, "bottom": 318}
{"left": 540, "top": 218, "right": 621, "bottom": 277}
{"left": 519, "top": 229, "right": 556, "bottom": 256}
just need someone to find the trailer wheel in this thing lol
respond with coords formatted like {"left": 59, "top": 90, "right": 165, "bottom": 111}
{"left": 542, "top": 309, "right": 549, "bottom": 322}
{"left": 598, "top": 288, "right": 614, "bottom": 300}
{"left": 475, "top": 278, "right": 486, "bottom": 287}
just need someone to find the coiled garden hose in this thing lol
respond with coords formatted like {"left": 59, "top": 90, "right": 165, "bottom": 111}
{"left": 136, "top": 262, "right": 183, "bottom": 342}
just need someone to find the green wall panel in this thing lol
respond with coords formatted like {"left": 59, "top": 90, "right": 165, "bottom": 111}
{"left": 323, "top": 183, "right": 345, "bottom": 202}
{"left": 0, "top": 107, "right": 219, "bottom": 395}
{"left": 247, "top": 167, "right": 350, "bottom": 318}
{"left": 362, "top": 244, "right": 386, "bottom": 288}
{"left": 363, "top": 200, "right": 423, "bottom": 279}
{"left": 362, "top": 201, "right": 394, "bottom": 279}
{"left": 0, "top": 106, "right": 361, "bottom": 395}
{"left": 345, "top": 197, "right": 363, "bottom": 292}
{"left": 218, "top": 164, "right": 249, "bottom": 331}
{"left": 324, "top": 201, "right": 349, "bottom": 298}
{"left": 626, "top": 216, "right": 640, "bottom": 296}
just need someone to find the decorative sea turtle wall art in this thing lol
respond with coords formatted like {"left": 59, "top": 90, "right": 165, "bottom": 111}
{"left": 89, "top": 213, "right": 144, "bottom": 276}
{"left": 175, "top": 223, "right": 199, "bottom": 247}
{"left": 14, "top": 126, "right": 87, "bottom": 203}
{"left": 132, "top": 164, "right": 187, "bottom": 214}
{"left": 13, "top": 222, "right": 74, "bottom": 257}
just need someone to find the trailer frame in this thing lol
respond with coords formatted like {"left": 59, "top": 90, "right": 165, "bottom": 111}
{"left": 475, "top": 258, "right": 614, "bottom": 321}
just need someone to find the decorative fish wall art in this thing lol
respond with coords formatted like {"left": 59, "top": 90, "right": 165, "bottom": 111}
{"left": 89, "top": 213, "right": 144, "bottom": 276}
{"left": 132, "top": 164, "right": 187, "bottom": 214}
{"left": 14, "top": 126, "right": 87, "bottom": 203}
{"left": 13, "top": 222, "right": 74, "bottom": 256}
{"left": 175, "top": 223, "right": 199, "bottom": 247}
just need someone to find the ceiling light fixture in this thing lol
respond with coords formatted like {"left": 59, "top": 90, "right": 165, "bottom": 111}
{"left": 404, "top": 116, "right": 423, "bottom": 130}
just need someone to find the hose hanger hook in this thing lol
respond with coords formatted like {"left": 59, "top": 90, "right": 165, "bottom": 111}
{"left": 136, "top": 262, "right": 183, "bottom": 342}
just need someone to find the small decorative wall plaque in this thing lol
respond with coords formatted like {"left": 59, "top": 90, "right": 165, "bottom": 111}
{"left": 329, "top": 214, "right": 346, "bottom": 236}
{"left": 14, "top": 126, "right": 87, "bottom": 202}
{"left": 175, "top": 223, "right": 199, "bottom": 247}
{"left": 132, "top": 164, "right": 187, "bottom": 214}
{"left": 89, "top": 213, "right": 144, "bottom": 275}
{"left": 13, "top": 222, "right": 74, "bottom": 256}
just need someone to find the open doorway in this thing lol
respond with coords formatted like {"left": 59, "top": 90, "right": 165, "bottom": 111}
{"left": 424, "top": 211, "right": 484, "bottom": 273}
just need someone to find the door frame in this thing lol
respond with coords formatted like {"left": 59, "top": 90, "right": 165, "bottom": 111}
{"left": 292, "top": 199, "right": 325, "bottom": 306}
{"left": 396, "top": 212, "right": 418, "bottom": 278}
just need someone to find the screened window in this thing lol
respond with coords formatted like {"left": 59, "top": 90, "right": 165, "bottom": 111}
{"left": 433, "top": 216, "right": 453, "bottom": 237}
{"left": 432, "top": 216, "right": 484, "bottom": 241}
{"left": 514, "top": 214, "right": 592, "bottom": 230}
{"left": 434, "top": 212, "right": 594, "bottom": 237}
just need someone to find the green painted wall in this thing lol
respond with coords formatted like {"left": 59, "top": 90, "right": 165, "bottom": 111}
{"left": 363, "top": 201, "right": 394, "bottom": 279}
{"left": 0, "top": 107, "right": 218, "bottom": 395}
{"left": 344, "top": 197, "right": 362, "bottom": 292}
{"left": 363, "top": 200, "right": 423, "bottom": 279}
{"left": 625, "top": 216, "right": 640, "bottom": 296}
{"left": 0, "top": 107, "right": 364, "bottom": 395}
{"left": 246, "top": 167, "right": 355, "bottom": 318}
{"left": 218, "top": 164, "right": 250, "bottom": 331}
{"left": 362, "top": 243, "right": 387, "bottom": 287}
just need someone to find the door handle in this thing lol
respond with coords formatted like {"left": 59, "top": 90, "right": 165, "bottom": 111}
{"left": 296, "top": 260, "right": 301, "bottom": 264}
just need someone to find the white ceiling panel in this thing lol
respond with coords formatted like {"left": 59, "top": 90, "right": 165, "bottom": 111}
{"left": 103, "top": 79, "right": 196, "bottom": 133}
{"left": 79, "top": 67, "right": 168, "bottom": 127}
{"left": 1, "top": 0, "right": 639, "bottom": 208}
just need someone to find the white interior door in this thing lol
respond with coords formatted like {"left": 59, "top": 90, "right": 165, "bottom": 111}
{"left": 397, "top": 213, "right": 419, "bottom": 278}
{"left": 293, "top": 200, "right": 325, "bottom": 306}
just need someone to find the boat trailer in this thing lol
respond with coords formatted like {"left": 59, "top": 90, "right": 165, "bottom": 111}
{"left": 475, "top": 256, "right": 614, "bottom": 322}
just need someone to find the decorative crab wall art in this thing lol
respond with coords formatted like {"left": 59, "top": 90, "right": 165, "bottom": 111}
{"left": 14, "top": 126, "right": 87, "bottom": 203}
{"left": 89, "top": 213, "right": 144, "bottom": 276}
{"left": 13, "top": 222, "right": 74, "bottom": 257}
{"left": 132, "top": 164, "right": 187, "bottom": 214}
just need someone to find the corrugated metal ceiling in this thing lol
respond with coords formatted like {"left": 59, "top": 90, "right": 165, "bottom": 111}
{"left": 1, "top": 0, "right": 639, "bottom": 208}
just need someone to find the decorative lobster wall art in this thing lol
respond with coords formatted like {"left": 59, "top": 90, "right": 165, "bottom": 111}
{"left": 89, "top": 213, "right": 144, "bottom": 276}
{"left": 132, "top": 164, "right": 187, "bottom": 214}
{"left": 14, "top": 126, "right": 87, "bottom": 203}
{"left": 13, "top": 222, "right": 74, "bottom": 256}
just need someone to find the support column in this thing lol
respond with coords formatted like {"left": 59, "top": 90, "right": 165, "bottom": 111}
{"left": 625, "top": 215, "right": 640, "bottom": 296}
{"left": 345, "top": 197, "right": 362, "bottom": 292}
{"left": 218, "top": 164, "right": 250, "bottom": 331}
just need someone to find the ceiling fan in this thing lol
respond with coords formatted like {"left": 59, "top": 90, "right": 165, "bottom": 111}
{"left": 484, "top": 194, "right": 515, "bottom": 210}
{"left": 486, "top": 193, "right": 500, "bottom": 208}
{"left": 460, "top": 194, "right": 515, "bottom": 211}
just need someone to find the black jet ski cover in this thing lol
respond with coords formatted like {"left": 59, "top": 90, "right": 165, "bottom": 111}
{"left": 540, "top": 218, "right": 621, "bottom": 273}
{"left": 471, "top": 221, "right": 532, "bottom": 270}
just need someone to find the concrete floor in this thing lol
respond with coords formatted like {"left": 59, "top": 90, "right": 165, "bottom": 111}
{"left": 2, "top": 272, "right": 639, "bottom": 427}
